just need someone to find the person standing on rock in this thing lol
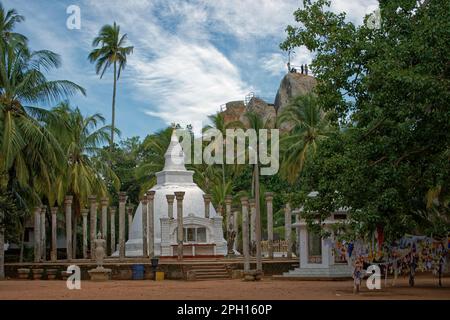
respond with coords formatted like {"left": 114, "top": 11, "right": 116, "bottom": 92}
{"left": 300, "top": 64, "right": 304, "bottom": 74}
{"left": 305, "top": 64, "right": 309, "bottom": 75}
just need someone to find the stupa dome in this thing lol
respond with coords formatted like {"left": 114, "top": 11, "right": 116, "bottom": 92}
{"left": 121, "top": 130, "right": 224, "bottom": 257}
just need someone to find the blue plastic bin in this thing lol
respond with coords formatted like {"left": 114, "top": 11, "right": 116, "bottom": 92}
{"left": 132, "top": 264, "right": 145, "bottom": 280}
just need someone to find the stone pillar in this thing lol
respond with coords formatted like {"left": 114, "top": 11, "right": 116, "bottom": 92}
{"left": 64, "top": 196, "right": 73, "bottom": 261}
{"left": 240, "top": 197, "right": 250, "bottom": 273}
{"left": 285, "top": 203, "right": 292, "bottom": 259}
{"left": 225, "top": 195, "right": 232, "bottom": 236}
{"left": 249, "top": 199, "right": 256, "bottom": 250}
{"left": 265, "top": 192, "right": 274, "bottom": 259}
{"left": 202, "top": 194, "right": 211, "bottom": 218}
{"left": 175, "top": 191, "right": 185, "bottom": 261}
{"left": 81, "top": 208, "right": 89, "bottom": 259}
{"left": 40, "top": 205, "right": 47, "bottom": 261}
{"left": 127, "top": 205, "right": 134, "bottom": 241}
{"left": 50, "top": 207, "right": 58, "bottom": 262}
{"left": 233, "top": 210, "right": 239, "bottom": 252}
{"left": 147, "top": 190, "right": 155, "bottom": 257}
{"left": 88, "top": 195, "right": 98, "bottom": 259}
{"left": 110, "top": 207, "right": 116, "bottom": 254}
{"left": 33, "top": 206, "right": 41, "bottom": 262}
{"left": 166, "top": 194, "right": 175, "bottom": 219}
{"left": 217, "top": 204, "right": 223, "bottom": 216}
{"left": 118, "top": 192, "right": 127, "bottom": 260}
{"left": 141, "top": 194, "right": 148, "bottom": 257}
{"left": 101, "top": 197, "right": 108, "bottom": 240}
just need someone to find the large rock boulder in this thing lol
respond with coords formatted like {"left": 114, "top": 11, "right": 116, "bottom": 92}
{"left": 274, "top": 73, "right": 317, "bottom": 114}
{"left": 221, "top": 100, "right": 246, "bottom": 125}
{"left": 221, "top": 72, "right": 316, "bottom": 131}
{"left": 246, "top": 97, "right": 276, "bottom": 129}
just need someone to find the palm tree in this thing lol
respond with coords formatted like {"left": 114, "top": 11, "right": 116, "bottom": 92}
{"left": 88, "top": 22, "right": 133, "bottom": 156}
{"left": 0, "top": 24, "right": 85, "bottom": 266}
{"left": 277, "top": 93, "right": 331, "bottom": 184}
{"left": 135, "top": 127, "right": 172, "bottom": 193}
{"left": 243, "top": 111, "right": 271, "bottom": 274}
{"left": 203, "top": 112, "right": 244, "bottom": 185}
{"left": 48, "top": 102, "right": 119, "bottom": 206}
{"left": 203, "top": 112, "right": 244, "bottom": 213}
{"left": 46, "top": 102, "right": 119, "bottom": 256}
{"left": 0, "top": 44, "right": 86, "bottom": 198}
{"left": 0, "top": 3, "right": 27, "bottom": 48}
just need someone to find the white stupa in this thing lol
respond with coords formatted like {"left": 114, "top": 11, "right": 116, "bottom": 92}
{"left": 122, "top": 130, "right": 227, "bottom": 257}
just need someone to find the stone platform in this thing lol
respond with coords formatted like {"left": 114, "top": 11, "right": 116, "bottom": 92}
{"left": 275, "top": 264, "right": 352, "bottom": 280}
{"left": 5, "top": 257, "right": 298, "bottom": 281}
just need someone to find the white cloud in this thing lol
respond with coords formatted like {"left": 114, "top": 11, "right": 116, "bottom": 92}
{"left": 6, "top": 0, "right": 381, "bottom": 136}
{"left": 260, "top": 46, "right": 314, "bottom": 76}
{"left": 82, "top": 0, "right": 250, "bottom": 131}
{"left": 330, "top": 0, "right": 379, "bottom": 24}
{"left": 131, "top": 41, "right": 249, "bottom": 131}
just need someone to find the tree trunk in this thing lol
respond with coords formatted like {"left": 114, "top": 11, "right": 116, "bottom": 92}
{"left": 253, "top": 163, "right": 262, "bottom": 273}
{"left": 19, "top": 219, "right": 25, "bottom": 263}
{"left": 110, "top": 61, "right": 117, "bottom": 156}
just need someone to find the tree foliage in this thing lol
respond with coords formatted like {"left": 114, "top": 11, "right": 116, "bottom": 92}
{"left": 281, "top": 0, "right": 450, "bottom": 239}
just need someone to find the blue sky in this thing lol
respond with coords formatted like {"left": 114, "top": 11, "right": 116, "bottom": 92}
{"left": 5, "top": 0, "right": 376, "bottom": 139}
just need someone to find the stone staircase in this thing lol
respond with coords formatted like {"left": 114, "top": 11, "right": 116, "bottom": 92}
{"left": 190, "top": 264, "right": 230, "bottom": 280}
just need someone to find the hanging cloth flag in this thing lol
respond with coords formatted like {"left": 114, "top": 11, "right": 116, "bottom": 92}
{"left": 348, "top": 242, "right": 354, "bottom": 258}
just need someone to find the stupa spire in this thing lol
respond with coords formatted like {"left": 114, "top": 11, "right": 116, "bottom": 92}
{"left": 163, "top": 129, "right": 186, "bottom": 171}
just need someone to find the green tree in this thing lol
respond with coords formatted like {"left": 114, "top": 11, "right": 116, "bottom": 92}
{"left": 278, "top": 93, "right": 332, "bottom": 184}
{"left": 243, "top": 111, "right": 271, "bottom": 272}
{"left": 48, "top": 102, "right": 119, "bottom": 207}
{"left": 0, "top": 2, "right": 27, "bottom": 48}
{"left": 88, "top": 22, "right": 133, "bottom": 157}
{"left": 0, "top": 40, "right": 85, "bottom": 202}
{"left": 135, "top": 127, "right": 172, "bottom": 193}
{"left": 0, "top": 5, "right": 85, "bottom": 266}
{"left": 281, "top": 0, "right": 450, "bottom": 239}
{"left": 46, "top": 102, "right": 119, "bottom": 256}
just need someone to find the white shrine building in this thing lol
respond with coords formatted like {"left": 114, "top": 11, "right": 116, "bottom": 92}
{"left": 122, "top": 131, "right": 227, "bottom": 257}
{"left": 284, "top": 202, "right": 352, "bottom": 278}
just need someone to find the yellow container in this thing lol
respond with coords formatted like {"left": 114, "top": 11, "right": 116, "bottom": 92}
{"left": 155, "top": 272, "right": 165, "bottom": 281}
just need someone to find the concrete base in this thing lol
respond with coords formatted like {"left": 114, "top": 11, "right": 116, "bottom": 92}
{"left": 186, "top": 270, "right": 196, "bottom": 281}
{"left": 46, "top": 269, "right": 58, "bottom": 280}
{"left": 231, "top": 269, "right": 244, "bottom": 279}
{"left": 17, "top": 268, "right": 30, "bottom": 280}
{"left": 31, "top": 269, "right": 44, "bottom": 280}
{"left": 243, "top": 270, "right": 263, "bottom": 281}
{"left": 88, "top": 267, "right": 112, "bottom": 281}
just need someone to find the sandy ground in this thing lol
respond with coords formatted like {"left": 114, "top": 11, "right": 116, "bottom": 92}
{"left": 0, "top": 276, "right": 449, "bottom": 300}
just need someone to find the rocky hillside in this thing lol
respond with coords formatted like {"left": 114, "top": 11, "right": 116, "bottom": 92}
{"left": 221, "top": 72, "right": 316, "bottom": 130}
{"left": 274, "top": 73, "right": 317, "bottom": 114}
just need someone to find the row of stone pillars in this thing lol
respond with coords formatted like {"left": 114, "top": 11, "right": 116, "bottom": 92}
{"left": 140, "top": 190, "right": 187, "bottom": 260}
{"left": 140, "top": 191, "right": 155, "bottom": 258}
{"left": 239, "top": 193, "right": 292, "bottom": 274}
{"left": 201, "top": 192, "right": 292, "bottom": 262}
{"left": 33, "top": 192, "right": 134, "bottom": 262}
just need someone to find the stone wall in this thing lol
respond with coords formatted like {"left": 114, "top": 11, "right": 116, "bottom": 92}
{"left": 4, "top": 260, "right": 298, "bottom": 280}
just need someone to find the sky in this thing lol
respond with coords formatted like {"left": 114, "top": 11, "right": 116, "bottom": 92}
{"left": 5, "top": 0, "right": 377, "bottom": 139}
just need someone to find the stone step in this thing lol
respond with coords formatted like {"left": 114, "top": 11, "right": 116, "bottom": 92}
{"left": 195, "top": 274, "right": 231, "bottom": 280}
{"left": 189, "top": 263, "right": 231, "bottom": 280}
{"left": 194, "top": 270, "right": 229, "bottom": 275}
{"left": 190, "top": 265, "right": 227, "bottom": 270}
